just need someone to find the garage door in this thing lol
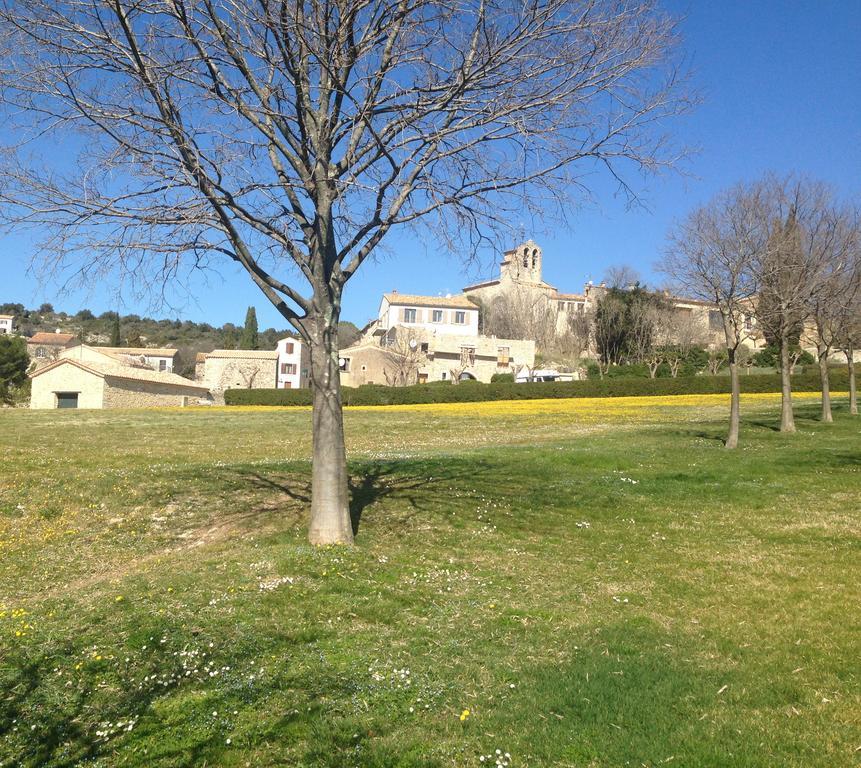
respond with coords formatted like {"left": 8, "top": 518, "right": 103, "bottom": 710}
{"left": 56, "top": 392, "right": 79, "bottom": 409}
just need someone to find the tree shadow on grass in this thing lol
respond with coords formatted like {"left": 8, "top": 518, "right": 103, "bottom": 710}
{"left": 236, "top": 457, "right": 497, "bottom": 538}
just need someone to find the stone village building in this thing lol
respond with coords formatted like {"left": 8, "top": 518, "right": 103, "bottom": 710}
{"left": 339, "top": 292, "right": 535, "bottom": 385}
{"left": 0, "top": 314, "right": 14, "bottom": 335}
{"left": 30, "top": 357, "right": 210, "bottom": 409}
{"left": 339, "top": 239, "right": 769, "bottom": 386}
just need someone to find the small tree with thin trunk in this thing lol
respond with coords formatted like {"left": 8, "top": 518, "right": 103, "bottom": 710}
{"left": 0, "top": 0, "right": 690, "bottom": 544}
{"left": 753, "top": 177, "right": 842, "bottom": 433}
{"left": 803, "top": 206, "right": 860, "bottom": 422}
{"left": 662, "top": 181, "right": 765, "bottom": 449}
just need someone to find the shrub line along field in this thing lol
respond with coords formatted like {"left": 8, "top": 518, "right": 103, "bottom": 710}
{"left": 222, "top": 368, "right": 854, "bottom": 406}
{"left": 0, "top": 394, "right": 858, "bottom": 767}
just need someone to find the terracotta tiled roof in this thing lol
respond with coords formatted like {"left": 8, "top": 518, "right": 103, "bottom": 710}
{"left": 27, "top": 332, "right": 78, "bottom": 346}
{"left": 101, "top": 346, "right": 178, "bottom": 357}
{"left": 203, "top": 349, "right": 279, "bottom": 359}
{"left": 554, "top": 292, "right": 586, "bottom": 301}
{"left": 29, "top": 358, "right": 209, "bottom": 391}
{"left": 0, "top": 314, "right": 14, "bottom": 320}
{"left": 383, "top": 293, "right": 477, "bottom": 310}
{"left": 462, "top": 279, "right": 501, "bottom": 292}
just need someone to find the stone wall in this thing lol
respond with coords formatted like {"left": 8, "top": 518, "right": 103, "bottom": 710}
{"left": 202, "top": 356, "right": 277, "bottom": 392}
{"left": 102, "top": 378, "right": 209, "bottom": 408}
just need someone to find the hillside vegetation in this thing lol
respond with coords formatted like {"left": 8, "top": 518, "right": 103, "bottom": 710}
{"left": 1, "top": 394, "right": 858, "bottom": 767}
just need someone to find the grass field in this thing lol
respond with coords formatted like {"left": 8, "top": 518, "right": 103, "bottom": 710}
{"left": 0, "top": 393, "right": 859, "bottom": 767}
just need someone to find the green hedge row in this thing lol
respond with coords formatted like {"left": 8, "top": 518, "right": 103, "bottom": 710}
{"left": 224, "top": 368, "right": 852, "bottom": 407}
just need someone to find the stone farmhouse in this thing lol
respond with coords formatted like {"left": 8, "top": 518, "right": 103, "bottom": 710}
{"left": 339, "top": 292, "right": 534, "bottom": 385}
{"left": 26, "top": 331, "right": 80, "bottom": 367}
{"left": 196, "top": 338, "right": 307, "bottom": 396}
{"left": 30, "top": 357, "right": 210, "bottom": 409}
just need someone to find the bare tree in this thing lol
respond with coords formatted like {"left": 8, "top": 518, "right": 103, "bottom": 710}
{"left": 662, "top": 181, "right": 765, "bottom": 449}
{"left": 803, "top": 206, "right": 860, "bottom": 422}
{"left": 604, "top": 264, "right": 642, "bottom": 290}
{"left": 661, "top": 308, "right": 706, "bottom": 377}
{"left": 837, "top": 289, "right": 861, "bottom": 415}
{"left": 382, "top": 329, "right": 427, "bottom": 387}
{"left": 754, "top": 177, "right": 849, "bottom": 433}
{"left": 482, "top": 287, "right": 558, "bottom": 352}
{"left": 0, "top": 0, "right": 689, "bottom": 544}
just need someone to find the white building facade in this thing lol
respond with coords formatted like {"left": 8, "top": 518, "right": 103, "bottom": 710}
{"left": 378, "top": 293, "right": 480, "bottom": 337}
{"left": 0, "top": 315, "right": 14, "bottom": 334}
{"left": 276, "top": 337, "right": 308, "bottom": 388}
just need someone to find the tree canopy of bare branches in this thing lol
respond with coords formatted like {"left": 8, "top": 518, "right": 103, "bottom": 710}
{"left": 662, "top": 180, "right": 765, "bottom": 447}
{"left": 0, "top": 0, "right": 690, "bottom": 544}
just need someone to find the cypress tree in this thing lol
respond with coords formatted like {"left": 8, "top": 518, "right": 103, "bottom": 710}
{"left": 240, "top": 306, "right": 259, "bottom": 350}
{"left": 110, "top": 314, "right": 121, "bottom": 346}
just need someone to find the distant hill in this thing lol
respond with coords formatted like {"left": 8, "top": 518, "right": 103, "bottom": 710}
{"left": 1, "top": 302, "right": 361, "bottom": 378}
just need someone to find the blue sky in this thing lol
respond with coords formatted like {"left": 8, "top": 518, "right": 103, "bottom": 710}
{"left": 2, "top": 0, "right": 860, "bottom": 331}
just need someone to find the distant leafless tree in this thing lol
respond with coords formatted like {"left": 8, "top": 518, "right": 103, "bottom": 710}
{"left": 661, "top": 308, "right": 707, "bottom": 377}
{"left": 803, "top": 206, "right": 861, "bottom": 421}
{"left": 662, "top": 181, "right": 765, "bottom": 448}
{"left": 382, "top": 328, "right": 427, "bottom": 387}
{"left": 836, "top": 286, "right": 861, "bottom": 415}
{"left": 0, "top": 0, "right": 691, "bottom": 544}
{"left": 604, "top": 264, "right": 642, "bottom": 290}
{"left": 482, "top": 287, "right": 560, "bottom": 352}
{"left": 753, "top": 177, "right": 851, "bottom": 432}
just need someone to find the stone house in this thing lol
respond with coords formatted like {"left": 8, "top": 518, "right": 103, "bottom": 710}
{"left": 29, "top": 358, "right": 210, "bottom": 409}
{"left": 340, "top": 326, "right": 534, "bottom": 385}
{"left": 198, "top": 349, "right": 278, "bottom": 398}
{"left": 378, "top": 292, "right": 480, "bottom": 336}
{"left": 26, "top": 331, "right": 79, "bottom": 367}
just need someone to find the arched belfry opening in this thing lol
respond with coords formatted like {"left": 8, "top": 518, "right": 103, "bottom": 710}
{"left": 500, "top": 239, "right": 543, "bottom": 283}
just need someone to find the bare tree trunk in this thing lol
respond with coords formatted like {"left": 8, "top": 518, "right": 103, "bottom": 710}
{"left": 818, "top": 345, "right": 832, "bottom": 423}
{"left": 779, "top": 333, "right": 796, "bottom": 433}
{"left": 726, "top": 348, "right": 740, "bottom": 449}
{"left": 305, "top": 299, "right": 354, "bottom": 546}
{"left": 848, "top": 348, "right": 858, "bottom": 416}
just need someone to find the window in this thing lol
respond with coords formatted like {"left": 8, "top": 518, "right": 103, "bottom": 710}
{"left": 432, "top": 309, "right": 443, "bottom": 323}
{"left": 285, "top": 342, "right": 294, "bottom": 354}
{"left": 708, "top": 310, "right": 723, "bottom": 331}
{"left": 441, "top": 371, "right": 447, "bottom": 380}
{"left": 744, "top": 316, "right": 753, "bottom": 331}
{"left": 339, "top": 357, "right": 351, "bottom": 372}
{"left": 460, "top": 346, "right": 476, "bottom": 366}
{"left": 159, "top": 359, "right": 167, "bottom": 371}
{"left": 36, "top": 347, "right": 47, "bottom": 358}
{"left": 404, "top": 307, "right": 417, "bottom": 323}
{"left": 497, "top": 346, "right": 510, "bottom": 366}
{"left": 420, "top": 342, "right": 429, "bottom": 353}
{"left": 281, "top": 363, "right": 297, "bottom": 375}
{"left": 56, "top": 392, "right": 78, "bottom": 409}
{"left": 454, "top": 311, "right": 466, "bottom": 324}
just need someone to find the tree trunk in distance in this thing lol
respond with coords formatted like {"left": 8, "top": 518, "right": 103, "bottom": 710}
{"left": 818, "top": 346, "right": 832, "bottom": 423}
{"left": 306, "top": 305, "right": 354, "bottom": 546}
{"left": 848, "top": 349, "right": 858, "bottom": 416}
{"left": 780, "top": 333, "right": 796, "bottom": 433}
{"left": 726, "top": 349, "right": 740, "bottom": 449}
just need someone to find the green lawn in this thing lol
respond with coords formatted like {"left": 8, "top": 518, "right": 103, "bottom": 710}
{"left": 0, "top": 396, "right": 859, "bottom": 767}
